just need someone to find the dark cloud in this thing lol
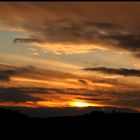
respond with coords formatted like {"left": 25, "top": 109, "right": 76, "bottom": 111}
{"left": 0, "top": 70, "right": 16, "bottom": 82}
{"left": 78, "top": 79, "right": 88, "bottom": 85}
{"left": 109, "top": 90, "right": 140, "bottom": 99}
{"left": 29, "top": 87, "right": 100, "bottom": 97}
{"left": 106, "top": 98, "right": 140, "bottom": 108}
{"left": 0, "top": 87, "right": 43, "bottom": 102}
{"left": 13, "top": 19, "right": 122, "bottom": 44}
{"left": 77, "top": 97, "right": 111, "bottom": 102}
{"left": 92, "top": 78, "right": 118, "bottom": 85}
{"left": 0, "top": 65, "right": 35, "bottom": 82}
{"left": 0, "top": 73, "right": 10, "bottom": 82}
{"left": 79, "top": 89, "right": 140, "bottom": 109}
{"left": 102, "top": 34, "right": 140, "bottom": 51}
{"left": 13, "top": 38, "right": 41, "bottom": 44}
{"left": 12, "top": 18, "right": 140, "bottom": 57}
{"left": 100, "top": 34, "right": 140, "bottom": 57}
{"left": 82, "top": 20, "right": 121, "bottom": 29}
{"left": 0, "top": 86, "right": 101, "bottom": 103}
{"left": 12, "top": 18, "right": 129, "bottom": 55}
{"left": 84, "top": 67, "right": 140, "bottom": 77}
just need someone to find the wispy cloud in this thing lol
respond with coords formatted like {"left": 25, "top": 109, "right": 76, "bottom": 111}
{"left": 0, "top": 53, "right": 81, "bottom": 72}
{"left": 84, "top": 67, "right": 140, "bottom": 77}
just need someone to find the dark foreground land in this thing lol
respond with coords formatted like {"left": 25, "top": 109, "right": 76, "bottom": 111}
{"left": 0, "top": 108, "right": 140, "bottom": 132}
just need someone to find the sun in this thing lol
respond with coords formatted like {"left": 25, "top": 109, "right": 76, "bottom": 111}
{"left": 74, "top": 102, "right": 89, "bottom": 107}
{"left": 70, "top": 102, "right": 92, "bottom": 107}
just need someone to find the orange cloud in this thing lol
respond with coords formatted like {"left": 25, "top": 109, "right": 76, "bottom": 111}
{"left": 0, "top": 2, "right": 140, "bottom": 56}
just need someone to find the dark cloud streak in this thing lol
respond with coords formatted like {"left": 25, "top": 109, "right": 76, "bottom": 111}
{"left": 0, "top": 65, "right": 35, "bottom": 82}
{"left": 84, "top": 67, "right": 140, "bottom": 77}
{"left": 0, "top": 87, "right": 43, "bottom": 102}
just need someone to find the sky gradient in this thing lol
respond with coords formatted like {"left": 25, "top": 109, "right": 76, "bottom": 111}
{"left": 0, "top": 2, "right": 140, "bottom": 112}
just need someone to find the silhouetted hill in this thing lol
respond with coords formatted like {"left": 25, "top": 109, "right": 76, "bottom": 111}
{"left": 42, "top": 111, "right": 140, "bottom": 131}
{"left": 0, "top": 107, "right": 140, "bottom": 131}
{"left": 3, "top": 106, "right": 138, "bottom": 118}
{"left": 0, "top": 108, "right": 28, "bottom": 119}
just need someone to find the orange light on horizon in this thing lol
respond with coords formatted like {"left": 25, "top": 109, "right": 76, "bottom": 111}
{"left": 70, "top": 101, "right": 101, "bottom": 108}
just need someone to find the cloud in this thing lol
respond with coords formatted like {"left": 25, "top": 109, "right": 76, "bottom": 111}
{"left": 14, "top": 19, "right": 122, "bottom": 54}
{"left": 0, "top": 70, "right": 16, "bottom": 82}
{"left": 0, "top": 65, "right": 36, "bottom": 82}
{"left": 12, "top": 19, "right": 123, "bottom": 55}
{"left": 78, "top": 79, "right": 88, "bottom": 85}
{"left": 0, "top": 63, "right": 140, "bottom": 110}
{"left": 0, "top": 73, "right": 10, "bottom": 82}
{"left": 77, "top": 97, "right": 111, "bottom": 102}
{"left": 0, "top": 63, "right": 81, "bottom": 84}
{"left": 0, "top": 3, "right": 139, "bottom": 56}
{"left": 78, "top": 89, "right": 140, "bottom": 110}
{"left": 84, "top": 67, "right": 140, "bottom": 77}
{"left": 106, "top": 98, "right": 140, "bottom": 109}
{"left": 83, "top": 21, "right": 121, "bottom": 29}
{"left": 31, "top": 87, "right": 100, "bottom": 97}
{"left": 12, "top": 19, "right": 140, "bottom": 57}
{"left": 100, "top": 34, "right": 140, "bottom": 57}
{"left": 0, "top": 87, "right": 43, "bottom": 102}
{"left": 13, "top": 38, "right": 41, "bottom": 44}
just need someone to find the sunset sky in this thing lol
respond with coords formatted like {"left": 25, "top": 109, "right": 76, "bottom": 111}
{"left": 0, "top": 2, "right": 140, "bottom": 113}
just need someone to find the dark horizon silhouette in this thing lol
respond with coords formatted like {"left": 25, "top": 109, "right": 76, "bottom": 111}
{"left": 0, "top": 107, "right": 140, "bottom": 131}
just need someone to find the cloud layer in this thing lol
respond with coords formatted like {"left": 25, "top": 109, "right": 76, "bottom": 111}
{"left": 13, "top": 19, "right": 140, "bottom": 56}
{"left": 84, "top": 67, "right": 140, "bottom": 77}
{"left": 0, "top": 2, "right": 139, "bottom": 56}
{"left": 0, "top": 63, "right": 140, "bottom": 111}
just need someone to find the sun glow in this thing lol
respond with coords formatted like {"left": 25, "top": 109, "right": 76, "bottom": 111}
{"left": 74, "top": 102, "right": 90, "bottom": 107}
{"left": 70, "top": 101, "right": 96, "bottom": 107}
